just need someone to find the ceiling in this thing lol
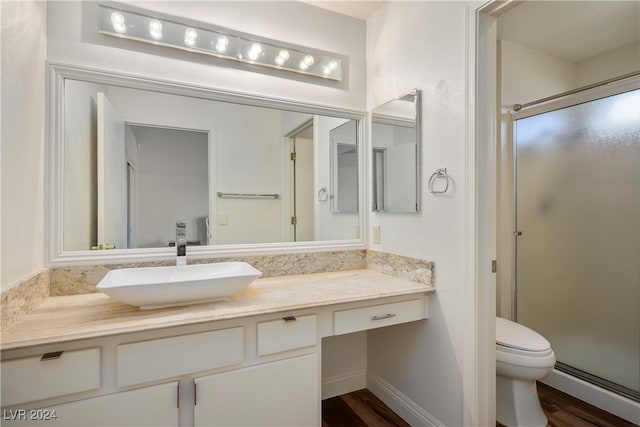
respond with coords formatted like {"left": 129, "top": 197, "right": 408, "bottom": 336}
{"left": 498, "top": 1, "right": 640, "bottom": 63}
{"left": 298, "top": 1, "right": 639, "bottom": 62}
{"left": 300, "top": 1, "right": 385, "bottom": 20}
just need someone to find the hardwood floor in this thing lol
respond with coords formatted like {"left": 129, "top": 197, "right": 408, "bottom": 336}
{"left": 536, "top": 383, "right": 638, "bottom": 427}
{"left": 322, "top": 389, "right": 410, "bottom": 427}
{"left": 324, "top": 385, "right": 638, "bottom": 427}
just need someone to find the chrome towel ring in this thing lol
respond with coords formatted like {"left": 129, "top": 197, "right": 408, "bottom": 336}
{"left": 428, "top": 168, "right": 450, "bottom": 194}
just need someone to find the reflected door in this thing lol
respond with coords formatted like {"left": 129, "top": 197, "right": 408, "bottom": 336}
{"left": 289, "top": 121, "right": 314, "bottom": 242}
{"left": 97, "top": 92, "right": 127, "bottom": 250}
{"left": 514, "top": 87, "right": 640, "bottom": 397}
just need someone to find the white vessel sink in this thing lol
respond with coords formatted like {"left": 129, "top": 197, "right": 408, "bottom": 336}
{"left": 97, "top": 262, "right": 262, "bottom": 309}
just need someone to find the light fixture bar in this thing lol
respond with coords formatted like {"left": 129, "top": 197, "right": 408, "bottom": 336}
{"left": 97, "top": 4, "right": 344, "bottom": 81}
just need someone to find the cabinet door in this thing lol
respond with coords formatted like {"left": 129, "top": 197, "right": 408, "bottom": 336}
{"left": 2, "top": 382, "right": 178, "bottom": 427}
{"left": 194, "top": 354, "right": 319, "bottom": 427}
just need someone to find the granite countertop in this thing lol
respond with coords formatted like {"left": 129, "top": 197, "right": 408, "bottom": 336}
{"left": 1, "top": 269, "right": 434, "bottom": 351}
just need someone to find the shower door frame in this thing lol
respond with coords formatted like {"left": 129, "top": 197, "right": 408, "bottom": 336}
{"left": 504, "top": 75, "right": 640, "bottom": 399}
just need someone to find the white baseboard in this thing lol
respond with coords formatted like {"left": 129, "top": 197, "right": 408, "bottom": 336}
{"left": 367, "top": 372, "right": 444, "bottom": 427}
{"left": 541, "top": 369, "right": 640, "bottom": 425}
{"left": 322, "top": 369, "right": 367, "bottom": 400}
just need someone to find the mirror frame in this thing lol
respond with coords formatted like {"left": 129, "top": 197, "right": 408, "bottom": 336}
{"left": 370, "top": 89, "right": 421, "bottom": 213}
{"left": 46, "top": 62, "right": 367, "bottom": 265}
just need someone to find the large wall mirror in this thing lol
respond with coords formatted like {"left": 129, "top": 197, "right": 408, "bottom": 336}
{"left": 371, "top": 89, "right": 421, "bottom": 213}
{"left": 48, "top": 65, "right": 364, "bottom": 263}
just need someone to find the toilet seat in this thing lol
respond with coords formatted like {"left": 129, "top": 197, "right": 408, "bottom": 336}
{"left": 496, "top": 317, "right": 555, "bottom": 370}
{"left": 496, "top": 344, "right": 555, "bottom": 370}
{"left": 496, "top": 317, "right": 551, "bottom": 352}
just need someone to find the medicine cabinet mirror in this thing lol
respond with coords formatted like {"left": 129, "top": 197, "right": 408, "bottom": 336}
{"left": 48, "top": 65, "right": 364, "bottom": 263}
{"left": 371, "top": 89, "right": 421, "bottom": 213}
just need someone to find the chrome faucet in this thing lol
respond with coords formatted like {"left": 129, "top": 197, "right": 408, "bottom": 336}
{"left": 176, "top": 221, "right": 187, "bottom": 266}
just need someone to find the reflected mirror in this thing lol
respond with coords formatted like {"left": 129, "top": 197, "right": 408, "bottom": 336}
{"left": 371, "top": 89, "right": 421, "bottom": 212}
{"left": 330, "top": 120, "right": 358, "bottom": 213}
{"left": 58, "top": 69, "right": 362, "bottom": 253}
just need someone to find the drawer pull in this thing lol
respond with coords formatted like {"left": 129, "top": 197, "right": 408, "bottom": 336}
{"left": 282, "top": 316, "right": 297, "bottom": 322}
{"left": 371, "top": 313, "right": 396, "bottom": 321}
{"left": 40, "top": 351, "right": 64, "bottom": 361}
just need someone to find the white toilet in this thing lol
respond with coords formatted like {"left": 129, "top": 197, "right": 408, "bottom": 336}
{"left": 496, "top": 317, "right": 556, "bottom": 427}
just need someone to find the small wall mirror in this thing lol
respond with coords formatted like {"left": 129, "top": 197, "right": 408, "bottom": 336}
{"left": 371, "top": 89, "right": 421, "bottom": 213}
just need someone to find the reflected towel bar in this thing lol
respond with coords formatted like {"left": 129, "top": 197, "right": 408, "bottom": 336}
{"left": 217, "top": 192, "right": 280, "bottom": 199}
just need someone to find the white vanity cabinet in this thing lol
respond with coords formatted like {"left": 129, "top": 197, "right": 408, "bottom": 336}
{"left": 194, "top": 354, "right": 319, "bottom": 427}
{"left": 2, "top": 382, "right": 179, "bottom": 427}
{"left": 1, "top": 273, "right": 432, "bottom": 427}
{"left": 1, "top": 347, "right": 101, "bottom": 407}
{"left": 194, "top": 314, "right": 320, "bottom": 426}
{"left": 117, "top": 327, "right": 244, "bottom": 387}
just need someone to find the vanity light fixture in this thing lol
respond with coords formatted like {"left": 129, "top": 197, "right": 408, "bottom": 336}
{"left": 97, "top": 4, "right": 344, "bottom": 81}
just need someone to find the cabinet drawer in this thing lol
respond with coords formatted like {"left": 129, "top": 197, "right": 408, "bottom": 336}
{"left": 1, "top": 347, "right": 101, "bottom": 407}
{"left": 117, "top": 327, "right": 243, "bottom": 387}
{"left": 257, "top": 315, "right": 317, "bottom": 356}
{"left": 334, "top": 299, "right": 424, "bottom": 335}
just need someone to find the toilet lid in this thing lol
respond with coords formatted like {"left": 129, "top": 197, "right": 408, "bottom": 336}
{"left": 496, "top": 317, "right": 551, "bottom": 352}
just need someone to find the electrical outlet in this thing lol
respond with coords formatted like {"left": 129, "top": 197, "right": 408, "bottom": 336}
{"left": 372, "top": 226, "right": 381, "bottom": 244}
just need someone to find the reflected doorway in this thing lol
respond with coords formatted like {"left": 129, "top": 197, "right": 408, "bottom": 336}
{"left": 287, "top": 120, "right": 314, "bottom": 242}
{"left": 125, "top": 124, "right": 210, "bottom": 248}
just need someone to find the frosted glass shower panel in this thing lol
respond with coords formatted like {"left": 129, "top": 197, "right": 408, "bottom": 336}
{"left": 515, "top": 89, "right": 640, "bottom": 394}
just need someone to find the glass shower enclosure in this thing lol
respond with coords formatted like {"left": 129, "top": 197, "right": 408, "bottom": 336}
{"left": 513, "top": 79, "right": 640, "bottom": 400}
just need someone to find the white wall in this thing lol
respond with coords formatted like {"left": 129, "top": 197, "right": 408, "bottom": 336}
{"left": 575, "top": 41, "right": 640, "bottom": 87}
{"left": 1, "top": 0, "right": 47, "bottom": 291}
{"left": 366, "top": 2, "right": 475, "bottom": 425}
{"left": 46, "top": 1, "right": 366, "bottom": 111}
{"left": 500, "top": 39, "right": 575, "bottom": 109}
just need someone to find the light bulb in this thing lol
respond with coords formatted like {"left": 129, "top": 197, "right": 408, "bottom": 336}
{"left": 215, "top": 36, "right": 229, "bottom": 53}
{"left": 275, "top": 49, "right": 289, "bottom": 66}
{"left": 148, "top": 19, "right": 163, "bottom": 40}
{"left": 322, "top": 60, "right": 338, "bottom": 76}
{"left": 278, "top": 50, "right": 290, "bottom": 61}
{"left": 299, "top": 54, "right": 314, "bottom": 70}
{"left": 248, "top": 43, "right": 262, "bottom": 61}
{"left": 110, "top": 11, "right": 126, "bottom": 34}
{"left": 184, "top": 28, "right": 198, "bottom": 47}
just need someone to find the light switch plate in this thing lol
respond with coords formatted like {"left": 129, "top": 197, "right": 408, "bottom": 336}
{"left": 217, "top": 213, "right": 228, "bottom": 225}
